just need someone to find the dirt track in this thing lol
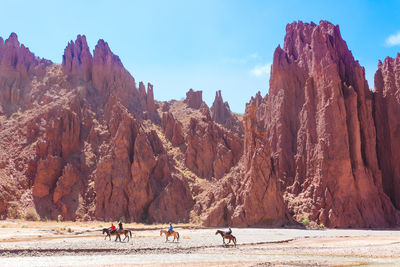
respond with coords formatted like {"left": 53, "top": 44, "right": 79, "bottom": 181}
{"left": 0, "top": 223, "right": 400, "bottom": 266}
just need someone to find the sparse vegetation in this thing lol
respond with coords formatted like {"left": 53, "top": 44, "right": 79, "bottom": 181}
{"left": 57, "top": 214, "right": 63, "bottom": 222}
{"left": 25, "top": 207, "right": 40, "bottom": 221}
{"left": 319, "top": 223, "right": 325, "bottom": 229}
{"left": 301, "top": 217, "right": 310, "bottom": 227}
{"left": 7, "top": 201, "right": 22, "bottom": 219}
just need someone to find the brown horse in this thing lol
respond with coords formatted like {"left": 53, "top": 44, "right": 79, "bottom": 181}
{"left": 103, "top": 228, "right": 132, "bottom": 242}
{"left": 215, "top": 230, "right": 236, "bottom": 246}
{"left": 160, "top": 229, "right": 180, "bottom": 242}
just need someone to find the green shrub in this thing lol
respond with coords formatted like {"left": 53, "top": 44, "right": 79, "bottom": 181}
{"left": 319, "top": 223, "right": 325, "bottom": 229}
{"left": 67, "top": 227, "right": 73, "bottom": 233}
{"left": 301, "top": 217, "right": 310, "bottom": 227}
{"left": 57, "top": 214, "right": 63, "bottom": 222}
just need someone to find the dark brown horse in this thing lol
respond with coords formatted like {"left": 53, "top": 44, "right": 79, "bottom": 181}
{"left": 103, "top": 228, "right": 132, "bottom": 242}
{"left": 215, "top": 230, "right": 236, "bottom": 246}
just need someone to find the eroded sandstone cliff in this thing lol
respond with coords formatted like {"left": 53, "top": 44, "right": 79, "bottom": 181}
{"left": 0, "top": 22, "right": 400, "bottom": 228}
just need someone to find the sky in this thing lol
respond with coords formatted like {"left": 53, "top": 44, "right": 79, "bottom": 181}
{"left": 1, "top": 0, "right": 400, "bottom": 113}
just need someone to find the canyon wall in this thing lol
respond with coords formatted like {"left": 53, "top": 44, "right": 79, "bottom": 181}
{"left": 0, "top": 22, "right": 400, "bottom": 227}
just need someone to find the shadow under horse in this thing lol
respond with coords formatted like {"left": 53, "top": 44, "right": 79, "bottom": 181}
{"left": 102, "top": 228, "right": 132, "bottom": 242}
{"left": 215, "top": 230, "right": 236, "bottom": 246}
{"left": 160, "top": 229, "right": 180, "bottom": 242}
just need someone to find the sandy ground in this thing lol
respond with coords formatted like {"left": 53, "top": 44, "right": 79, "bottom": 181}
{"left": 0, "top": 221, "right": 399, "bottom": 266}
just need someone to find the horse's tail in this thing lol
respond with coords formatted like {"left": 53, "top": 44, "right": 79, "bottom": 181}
{"left": 177, "top": 232, "right": 180, "bottom": 241}
{"left": 129, "top": 230, "right": 132, "bottom": 238}
{"left": 234, "top": 236, "right": 237, "bottom": 246}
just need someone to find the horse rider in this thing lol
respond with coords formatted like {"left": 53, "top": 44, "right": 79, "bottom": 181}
{"left": 225, "top": 227, "right": 232, "bottom": 236}
{"left": 118, "top": 220, "right": 123, "bottom": 230}
{"left": 109, "top": 223, "right": 116, "bottom": 233}
{"left": 168, "top": 223, "right": 173, "bottom": 234}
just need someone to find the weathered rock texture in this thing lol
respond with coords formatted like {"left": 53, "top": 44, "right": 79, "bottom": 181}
{"left": 0, "top": 34, "right": 191, "bottom": 222}
{"left": 374, "top": 54, "right": 400, "bottom": 210}
{"left": 252, "top": 21, "right": 399, "bottom": 227}
{"left": 161, "top": 112, "right": 184, "bottom": 146}
{"left": 184, "top": 89, "right": 203, "bottom": 109}
{"left": 1, "top": 22, "right": 400, "bottom": 228}
{"left": 211, "top": 90, "right": 243, "bottom": 133}
{"left": 185, "top": 107, "right": 243, "bottom": 179}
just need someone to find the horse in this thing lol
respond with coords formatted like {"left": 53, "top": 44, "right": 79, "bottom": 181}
{"left": 102, "top": 228, "right": 132, "bottom": 242}
{"left": 215, "top": 230, "right": 236, "bottom": 246}
{"left": 160, "top": 229, "right": 180, "bottom": 242}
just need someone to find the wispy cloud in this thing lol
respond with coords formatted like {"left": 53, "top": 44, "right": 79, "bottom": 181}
{"left": 222, "top": 53, "right": 260, "bottom": 64}
{"left": 386, "top": 32, "right": 400, "bottom": 47}
{"left": 250, "top": 63, "right": 271, "bottom": 77}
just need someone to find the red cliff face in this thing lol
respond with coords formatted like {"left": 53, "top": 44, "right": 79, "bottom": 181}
{"left": 185, "top": 105, "right": 243, "bottom": 179}
{"left": 162, "top": 112, "right": 184, "bottom": 146}
{"left": 251, "top": 21, "right": 398, "bottom": 227}
{"left": 62, "top": 34, "right": 92, "bottom": 83}
{"left": 1, "top": 24, "right": 400, "bottom": 228}
{"left": 0, "top": 34, "right": 191, "bottom": 222}
{"left": 374, "top": 54, "right": 400, "bottom": 210}
{"left": 0, "top": 33, "right": 50, "bottom": 113}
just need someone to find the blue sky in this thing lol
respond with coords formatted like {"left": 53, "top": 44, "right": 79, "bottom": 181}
{"left": 1, "top": 0, "right": 400, "bottom": 113}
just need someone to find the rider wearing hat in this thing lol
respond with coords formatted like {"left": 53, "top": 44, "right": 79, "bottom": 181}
{"left": 118, "top": 220, "right": 123, "bottom": 231}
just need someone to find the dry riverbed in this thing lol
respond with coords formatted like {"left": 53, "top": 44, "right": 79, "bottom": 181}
{"left": 0, "top": 221, "right": 399, "bottom": 266}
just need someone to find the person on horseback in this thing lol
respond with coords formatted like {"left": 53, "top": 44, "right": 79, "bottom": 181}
{"left": 109, "top": 223, "right": 116, "bottom": 233}
{"left": 168, "top": 223, "right": 173, "bottom": 234}
{"left": 118, "top": 220, "right": 123, "bottom": 230}
{"left": 225, "top": 227, "right": 232, "bottom": 236}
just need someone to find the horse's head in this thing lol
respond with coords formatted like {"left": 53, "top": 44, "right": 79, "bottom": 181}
{"left": 102, "top": 228, "right": 107, "bottom": 234}
{"left": 215, "top": 230, "right": 219, "bottom": 235}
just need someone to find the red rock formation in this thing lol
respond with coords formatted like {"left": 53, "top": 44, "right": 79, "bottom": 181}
{"left": 211, "top": 90, "right": 234, "bottom": 124}
{"left": 184, "top": 88, "right": 203, "bottom": 109}
{"left": 1, "top": 25, "right": 400, "bottom": 228}
{"left": 62, "top": 34, "right": 92, "bottom": 82}
{"left": 162, "top": 112, "right": 184, "bottom": 146}
{"left": 0, "top": 34, "right": 189, "bottom": 222}
{"left": 0, "top": 33, "right": 50, "bottom": 113}
{"left": 196, "top": 99, "right": 287, "bottom": 226}
{"left": 185, "top": 110, "right": 242, "bottom": 179}
{"left": 254, "top": 21, "right": 398, "bottom": 227}
{"left": 374, "top": 54, "right": 400, "bottom": 209}
{"left": 210, "top": 90, "right": 243, "bottom": 133}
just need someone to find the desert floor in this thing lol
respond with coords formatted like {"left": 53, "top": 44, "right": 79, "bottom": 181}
{"left": 0, "top": 221, "right": 399, "bottom": 266}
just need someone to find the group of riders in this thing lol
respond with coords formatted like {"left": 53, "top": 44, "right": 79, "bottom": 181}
{"left": 107, "top": 221, "right": 233, "bottom": 239}
{"left": 109, "top": 222, "right": 232, "bottom": 236}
